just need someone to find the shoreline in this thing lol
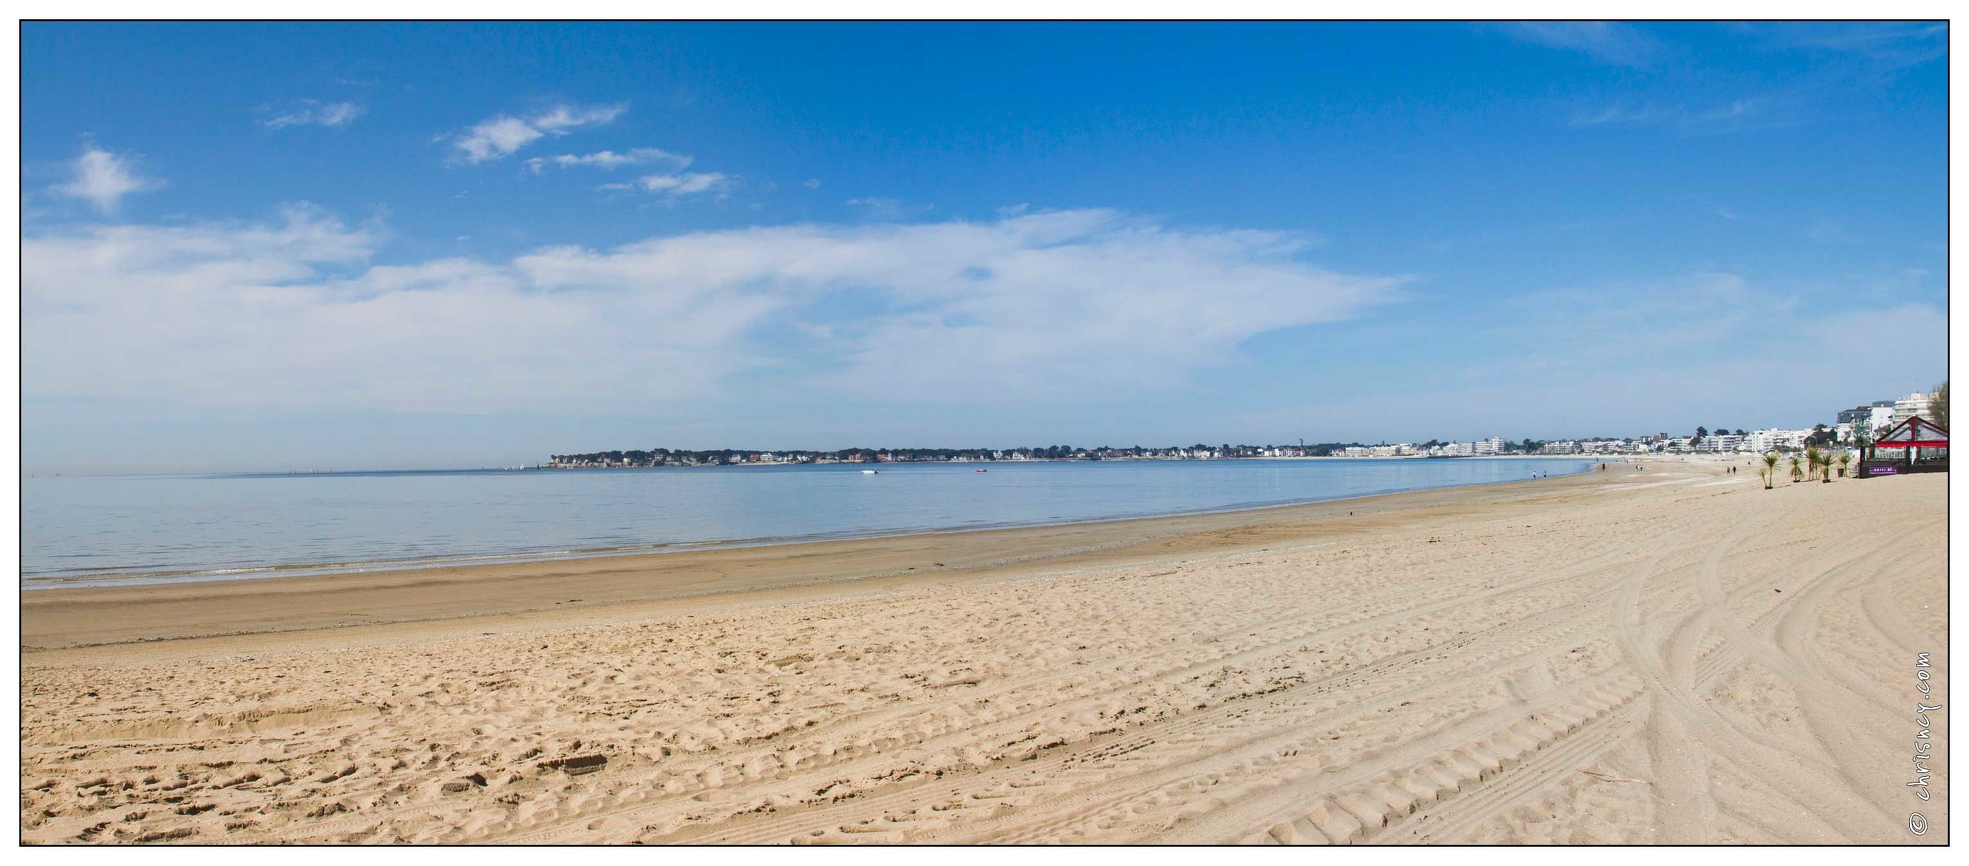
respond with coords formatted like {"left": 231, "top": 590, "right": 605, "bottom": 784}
{"left": 22, "top": 458, "right": 1606, "bottom": 591}
{"left": 23, "top": 466, "right": 1618, "bottom": 650}
{"left": 22, "top": 459, "right": 1943, "bottom": 844}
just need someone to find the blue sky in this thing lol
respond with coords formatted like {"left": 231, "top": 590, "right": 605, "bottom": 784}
{"left": 22, "top": 21, "right": 1949, "bottom": 472}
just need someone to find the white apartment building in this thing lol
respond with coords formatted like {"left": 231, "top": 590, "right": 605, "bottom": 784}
{"left": 1872, "top": 404, "right": 1899, "bottom": 432}
{"left": 1892, "top": 392, "right": 1934, "bottom": 427}
{"left": 1745, "top": 428, "right": 1814, "bottom": 452}
{"left": 1699, "top": 434, "right": 1745, "bottom": 453}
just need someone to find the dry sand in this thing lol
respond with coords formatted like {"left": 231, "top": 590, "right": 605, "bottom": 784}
{"left": 20, "top": 459, "right": 1948, "bottom": 844}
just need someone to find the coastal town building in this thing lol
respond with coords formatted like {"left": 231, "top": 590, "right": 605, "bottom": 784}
{"left": 1697, "top": 434, "right": 1744, "bottom": 453}
{"left": 1745, "top": 428, "right": 1819, "bottom": 453}
{"left": 541, "top": 397, "right": 1942, "bottom": 470}
{"left": 1891, "top": 392, "right": 1934, "bottom": 427}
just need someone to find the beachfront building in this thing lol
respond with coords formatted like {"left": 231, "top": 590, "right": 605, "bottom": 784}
{"left": 1872, "top": 403, "right": 1899, "bottom": 434}
{"left": 1698, "top": 434, "right": 1745, "bottom": 453}
{"left": 1836, "top": 402, "right": 1896, "bottom": 442}
{"left": 1891, "top": 392, "right": 1934, "bottom": 427}
{"left": 1745, "top": 428, "right": 1814, "bottom": 453}
{"left": 1835, "top": 402, "right": 1898, "bottom": 443}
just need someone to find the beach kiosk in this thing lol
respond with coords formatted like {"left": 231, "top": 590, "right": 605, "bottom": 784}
{"left": 1861, "top": 416, "right": 1948, "bottom": 477}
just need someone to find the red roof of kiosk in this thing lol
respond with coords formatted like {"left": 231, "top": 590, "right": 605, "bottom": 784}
{"left": 1873, "top": 416, "right": 1949, "bottom": 448}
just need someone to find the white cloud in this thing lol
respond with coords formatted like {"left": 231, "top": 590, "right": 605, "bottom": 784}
{"left": 263, "top": 100, "right": 365, "bottom": 129}
{"left": 52, "top": 145, "right": 162, "bottom": 214}
{"left": 1497, "top": 22, "right": 1661, "bottom": 67}
{"left": 524, "top": 147, "right": 691, "bottom": 173}
{"left": 452, "top": 103, "right": 627, "bottom": 163}
{"left": 1219, "top": 283, "right": 1944, "bottom": 443}
{"left": 1753, "top": 22, "right": 1948, "bottom": 69}
{"left": 804, "top": 178, "right": 822, "bottom": 189}
{"left": 600, "top": 171, "right": 731, "bottom": 198}
{"left": 846, "top": 197, "right": 911, "bottom": 220}
{"left": 1568, "top": 94, "right": 1796, "bottom": 135}
{"left": 23, "top": 207, "right": 1403, "bottom": 412}
{"left": 1568, "top": 102, "right": 1677, "bottom": 127}
{"left": 530, "top": 103, "right": 627, "bottom": 133}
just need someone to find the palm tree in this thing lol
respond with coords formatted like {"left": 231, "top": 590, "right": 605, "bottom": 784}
{"left": 1761, "top": 451, "right": 1779, "bottom": 489}
{"left": 1837, "top": 451, "right": 1852, "bottom": 479}
{"left": 1804, "top": 446, "right": 1821, "bottom": 481}
{"left": 1789, "top": 454, "right": 1803, "bottom": 483}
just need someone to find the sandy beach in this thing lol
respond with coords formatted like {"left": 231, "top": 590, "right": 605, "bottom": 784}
{"left": 20, "top": 458, "right": 1947, "bottom": 844}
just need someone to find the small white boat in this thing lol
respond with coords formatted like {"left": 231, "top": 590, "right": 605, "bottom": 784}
{"left": 861, "top": 469, "right": 878, "bottom": 474}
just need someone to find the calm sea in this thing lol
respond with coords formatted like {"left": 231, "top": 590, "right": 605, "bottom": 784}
{"left": 22, "top": 457, "right": 1599, "bottom": 588}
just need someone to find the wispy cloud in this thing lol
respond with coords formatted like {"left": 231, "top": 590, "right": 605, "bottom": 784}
{"left": 261, "top": 99, "right": 365, "bottom": 130}
{"left": 599, "top": 171, "right": 732, "bottom": 199}
{"left": 803, "top": 178, "right": 822, "bottom": 189}
{"left": 23, "top": 207, "right": 1403, "bottom": 412}
{"left": 524, "top": 147, "right": 691, "bottom": 173}
{"left": 1568, "top": 102, "right": 1678, "bottom": 127}
{"left": 1752, "top": 21, "right": 1948, "bottom": 70}
{"left": 1224, "top": 273, "right": 1942, "bottom": 440}
{"left": 1806, "top": 218, "right": 1848, "bottom": 243}
{"left": 1694, "top": 196, "right": 1739, "bottom": 221}
{"left": 846, "top": 197, "right": 901, "bottom": 216}
{"left": 52, "top": 144, "right": 162, "bottom": 214}
{"left": 1486, "top": 273, "right": 1786, "bottom": 368}
{"left": 451, "top": 103, "right": 627, "bottom": 163}
{"left": 846, "top": 197, "right": 931, "bottom": 220}
{"left": 1495, "top": 22, "right": 1661, "bottom": 67}
{"left": 1569, "top": 94, "right": 1798, "bottom": 134}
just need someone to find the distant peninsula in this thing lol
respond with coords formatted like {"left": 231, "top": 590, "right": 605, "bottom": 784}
{"left": 545, "top": 439, "right": 1598, "bottom": 468}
